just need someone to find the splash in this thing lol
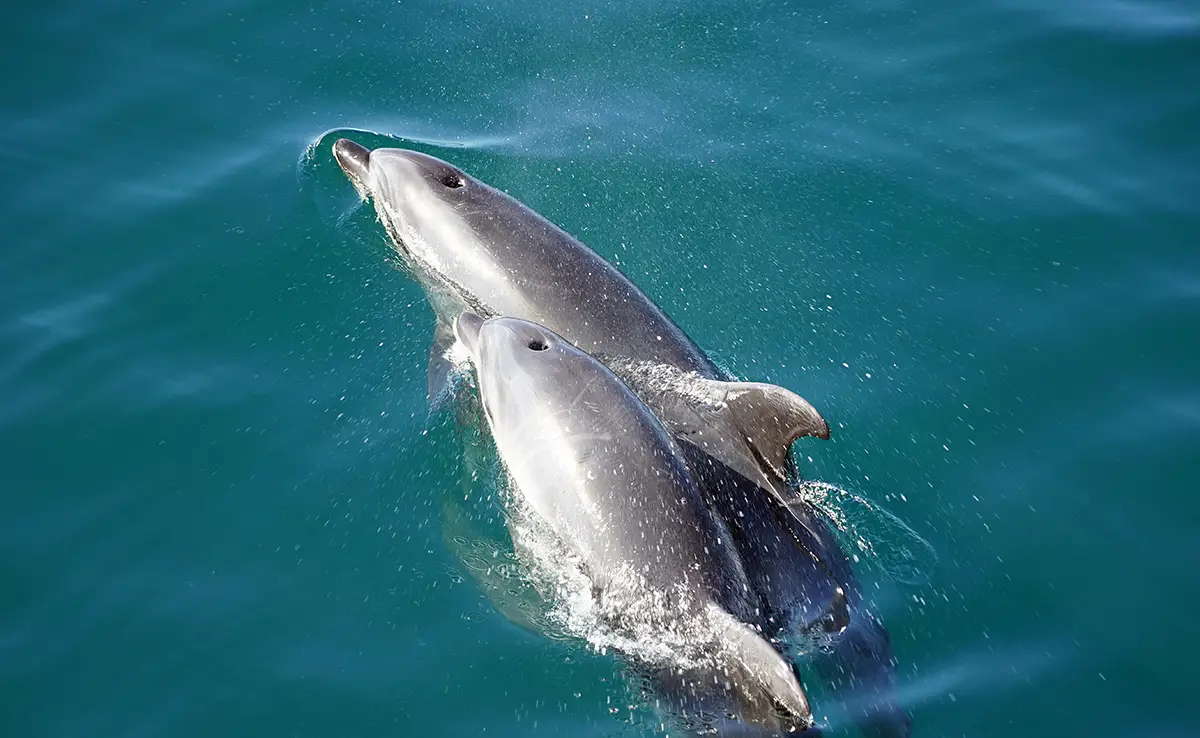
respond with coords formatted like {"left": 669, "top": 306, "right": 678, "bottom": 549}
{"left": 301, "top": 126, "right": 519, "bottom": 164}
{"left": 600, "top": 355, "right": 727, "bottom": 410}
{"left": 796, "top": 480, "right": 937, "bottom": 588}
{"left": 502, "top": 485, "right": 727, "bottom": 672}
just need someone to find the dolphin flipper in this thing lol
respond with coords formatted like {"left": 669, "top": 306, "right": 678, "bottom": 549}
{"left": 427, "top": 319, "right": 458, "bottom": 413}
{"left": 709, "top": 605, "right": 817, "bottom": 732}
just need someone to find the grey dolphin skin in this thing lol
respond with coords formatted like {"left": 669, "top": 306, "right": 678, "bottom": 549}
{"left": 455, "top": 313, "right": 816, "bottom": 735}
{"left": 333, "top": 138, "right": 909, "bottom": 736}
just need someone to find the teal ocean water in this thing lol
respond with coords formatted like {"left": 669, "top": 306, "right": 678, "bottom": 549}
{"left": 3, "top": 1, "right": 1198, "bottom": 736}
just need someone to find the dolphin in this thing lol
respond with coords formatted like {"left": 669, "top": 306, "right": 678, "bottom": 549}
{"left": 331, "top": 139, "right": 827, "bottom": 498}
{"left": 332, "top": 139, "right": 909, "bottom": 735}
{"left": 454, "top": 312, "right": 818, "bottom": 735}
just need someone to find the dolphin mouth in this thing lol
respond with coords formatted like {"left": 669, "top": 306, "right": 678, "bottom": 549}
{"left": 454, "top": 311, "right": 486, "bottom": 360}
{"left": 332, "top": 138, "right": 372, "bottom": 197}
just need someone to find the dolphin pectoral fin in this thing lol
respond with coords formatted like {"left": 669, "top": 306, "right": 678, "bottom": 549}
{"left": 710, "top": 606, "right": 816, "bottom": 731}
{"left": 707, "top": 380, "right": 830, "bottom": 477}
{"left": 427, "top": 319, "right": 458, "bottom": 412}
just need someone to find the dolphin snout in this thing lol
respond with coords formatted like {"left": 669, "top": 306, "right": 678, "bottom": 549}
{"left": 332, "top": 138, "right": 371, "bottom": 186}
{"left": 454, "top": 312, "right": 485, "bottom": 359}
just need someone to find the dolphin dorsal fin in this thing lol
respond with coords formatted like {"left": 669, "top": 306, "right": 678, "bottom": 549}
{"left": 710, "top": 380, "right": 830, "bottom": 477}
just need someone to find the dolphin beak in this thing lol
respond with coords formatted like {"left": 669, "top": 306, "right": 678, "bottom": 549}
{"left": 332, "top": 138, "right": 372, "bottom": 193}
{"left": 454, "top": 312, "right": 485, "bottom": 360}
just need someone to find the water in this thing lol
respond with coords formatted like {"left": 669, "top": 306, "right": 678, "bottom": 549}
{"left": 2, "top": 0, "right": 1198, "bottom": 736}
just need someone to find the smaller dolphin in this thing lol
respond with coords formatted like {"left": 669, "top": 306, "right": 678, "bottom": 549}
{"left": 454, "top": 312, "right": 820, "bottom": 735}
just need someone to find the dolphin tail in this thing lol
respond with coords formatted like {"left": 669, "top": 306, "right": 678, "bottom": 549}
{"left": 709, "top": 605, "right": 819, "bottom": 733}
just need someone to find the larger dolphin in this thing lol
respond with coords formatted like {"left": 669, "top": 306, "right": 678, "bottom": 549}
{"left": 331, "top": 139, "right": 827, "bottom": 496}
{"left": 332, "top": 138, "right": 909, "bottom": 736}
{"left": 454, "top": 312, "right": 817, "bottom": 735}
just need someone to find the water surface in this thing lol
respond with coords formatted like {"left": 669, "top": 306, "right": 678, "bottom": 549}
{"left": 2, "top": 1, "right": 1198, "bottom": 736}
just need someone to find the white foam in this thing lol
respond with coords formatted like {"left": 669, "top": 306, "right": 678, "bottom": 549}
{"left": 797, "top": 480, "right": 938, "bottom": 587}
{"left": 500, "top": 476, "right": 733, "bottom": 673}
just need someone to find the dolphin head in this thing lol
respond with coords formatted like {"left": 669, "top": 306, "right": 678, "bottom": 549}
{"left": 334, "top": 137, "right": 470, "bottom": 199}
{"left": 453, "top": 312, "right": 558, "bottom": 367}
{"left": 332, "top": 138, "right": 519, "bottom": 289}
{"left": 453, "top": 312, "right": 570, "bottom": 424}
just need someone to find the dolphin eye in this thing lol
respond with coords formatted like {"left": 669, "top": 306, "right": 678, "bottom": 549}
{"left": 440, "top": 171, "right": 464, "bottom": 188}
{"left": 527, "top": 338, "right": 548, "bottom": 351}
